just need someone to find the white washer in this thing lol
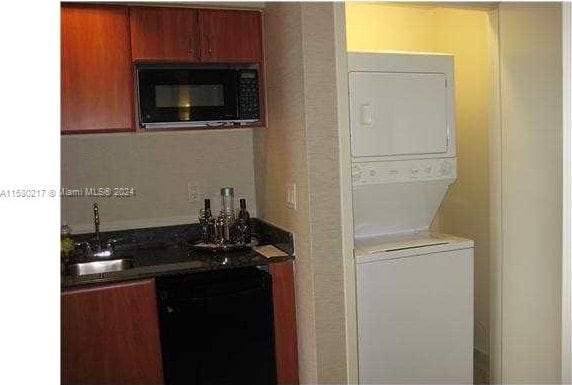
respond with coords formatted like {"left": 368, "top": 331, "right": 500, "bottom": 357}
{"left": 348, "top": 52, "right": 474, "bottom": 384}
{"left": 355, "top": 232, "right": 474, "bottom": 384}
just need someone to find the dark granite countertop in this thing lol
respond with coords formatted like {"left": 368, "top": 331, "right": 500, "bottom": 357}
{"left": 62, "top": 219, "right": 294, "bottom": 289}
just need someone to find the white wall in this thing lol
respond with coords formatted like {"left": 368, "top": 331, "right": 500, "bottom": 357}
{"left": 255, "top": 3, "right": 347, "bottom": 383}
{"left": 254, "top": 4, "right": 317, "bottom": 382}
{"left": 562, "top": 3, "right": 572, "bottom": 382}
{"left": 499, "top": 3, "right": 562, "bottom": 383}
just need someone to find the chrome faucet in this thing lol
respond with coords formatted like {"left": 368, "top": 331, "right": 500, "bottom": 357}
{"left": 74, "top": 203, "right": 118, "bottom": 259}
{"left": 89, "top": 203, "right": 115, "bottom": 257}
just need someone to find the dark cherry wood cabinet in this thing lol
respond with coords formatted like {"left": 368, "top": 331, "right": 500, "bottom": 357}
{"left": 198, "top": 9, "right": 263, "bottom": 63}
{"left": 269, "top": 261, "right": 300, "bottom": 385}
{"left": 61, "top": 5, "right": 265, "bottom": 133}
{"left": 61, "top": 279, "right": 164, "bottom": 385}
{"left": 129, "top": 7, "right": 199, "bottom": 62}
{"left": 61, "top": 263, "right": 297, "bottom": 384}
{"left": 61, "top": 4, "right": 134, "bottom": 134}
{"left": 128, "top": 6, "right": 263, "bottom": 64}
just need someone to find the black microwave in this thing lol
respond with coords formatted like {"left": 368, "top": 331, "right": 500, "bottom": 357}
{"left": 136, "top": 64, "right": 261, "bottom": 129}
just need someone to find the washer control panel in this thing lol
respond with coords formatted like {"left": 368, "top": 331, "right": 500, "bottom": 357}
{"left": 352, "top": 158, "right": 456, "bottom": 185}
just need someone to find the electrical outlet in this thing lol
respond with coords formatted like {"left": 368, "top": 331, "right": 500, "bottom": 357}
{"left": 188, "top": 183, "right": 200, "bottom": 203}
{"left": 286, "top": 183, "right": 297, "bottom": 210}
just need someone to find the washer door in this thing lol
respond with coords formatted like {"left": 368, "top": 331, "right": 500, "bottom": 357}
{"left": 356, "top": 248, "right": 473, "bottom": 384}
{"left": 349, "top": 71, "right": 449, "bottom": 158}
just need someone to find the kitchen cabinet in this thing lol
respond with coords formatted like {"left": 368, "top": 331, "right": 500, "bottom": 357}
{"left": 129, "top": 7, "right": 263, "bottom": 63}
{"left": 129, "top": 7, "right": 199, "bottom": 62}
{"left": 198, "top": 9, "right": 263, "bottom": 63}
{"left": 61, "top": 5, "right": 265, "bottom": 133}
{"left": 61, "top": 279, "right": 163, "bottom": 385}
{"left": 61, "top": 4, "right": 134, "bottom": 134}
{"left": 269, "top": 261, "right": 299, "bottom": 385}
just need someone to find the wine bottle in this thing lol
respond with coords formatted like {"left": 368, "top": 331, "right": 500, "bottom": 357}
{"left": 237, "top": 198, "right": 251, "bottom": 244}
{"left": 201, "top": 199, "right": 214, "bottom": 243}
{"left": 204, "top": 199, "right": 212, "bottom": 218}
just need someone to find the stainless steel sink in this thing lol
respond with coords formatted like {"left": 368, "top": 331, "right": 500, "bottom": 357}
{"left": 67, "top": 258, "right": 134, "bottom": 276}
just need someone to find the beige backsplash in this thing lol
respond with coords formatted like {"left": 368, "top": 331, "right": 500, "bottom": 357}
{"left": 61, "top": 129, "right": 257, "bottom": 234}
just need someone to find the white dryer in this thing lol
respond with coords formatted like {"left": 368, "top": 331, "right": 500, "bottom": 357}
{"left": 349, "top": 51, "right": 458, "bottom": 238}
{"left": 349, "top": 51, "right": 456, "bottom": 163}
{"left": 348, "top": 52, "right": 474, "bottom": 384}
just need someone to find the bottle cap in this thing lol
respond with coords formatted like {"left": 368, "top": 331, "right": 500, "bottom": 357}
{"left": 221, "top": 187, "right": 234, "bottom": 197}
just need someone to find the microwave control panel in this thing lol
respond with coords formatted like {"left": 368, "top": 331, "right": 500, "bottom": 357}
{"left": 238, "top": 70, "right": 260, "bottom": 120}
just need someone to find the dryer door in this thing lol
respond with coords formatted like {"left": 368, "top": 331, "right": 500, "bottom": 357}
{"left": 349, "top": 71, "right": 449, "bottom": 158}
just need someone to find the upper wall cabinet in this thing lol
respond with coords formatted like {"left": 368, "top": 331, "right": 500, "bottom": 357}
{"left": 62, "top": 5, "right": 265, "bottom": 134}
{"left": 61, "top": 5, "right": 134, "bottom": 133}
{"left": 129, "top": 7, "right": 263, "bottom": 63}
{"left": 198, "top": 9, "right": 263, "bottom": 63}
{"left": 130, "top": 7, "right": 200, "bottom": 62}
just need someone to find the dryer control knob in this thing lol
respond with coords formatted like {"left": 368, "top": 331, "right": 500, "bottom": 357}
{"left": 439, "top": 161, "right": 451, "bottom": 176}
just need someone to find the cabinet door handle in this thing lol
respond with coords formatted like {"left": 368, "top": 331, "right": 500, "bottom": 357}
{"left": 207, "top": 35, "right": 212, "bottom": 54}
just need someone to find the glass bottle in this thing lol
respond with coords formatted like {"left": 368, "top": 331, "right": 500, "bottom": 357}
{"left": 237, "top": 199, "right": 251, "bottom": 244}
{"left": 199, "top": 199, "right": 214, "bottom": 244}
{"left": 219, "top": 187, "right": 236, "bottom": 243}
{"left": 220, "top": 187, "right": 235, "bottom": 216}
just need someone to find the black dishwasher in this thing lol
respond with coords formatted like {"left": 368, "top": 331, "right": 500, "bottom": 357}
{"left": 156, "top": 267, "right": 277, "bottom": 385}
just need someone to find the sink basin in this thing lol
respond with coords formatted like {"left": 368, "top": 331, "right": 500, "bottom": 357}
{"left": 67, "top": 259, "right": 134, "bottom": 276}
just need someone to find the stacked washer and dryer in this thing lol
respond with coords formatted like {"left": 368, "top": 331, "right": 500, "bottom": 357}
{"left": 349, "top": 52, "right": 474, "bottom": 384}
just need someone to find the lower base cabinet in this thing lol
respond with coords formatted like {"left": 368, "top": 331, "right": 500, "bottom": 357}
{"left": 62, "top": 262, "right": 299, "bottom": 385}
{"left": 269, "top": 261, "right": 300, "bottom": 385}
{"left": 61, "top": 279, "right": 164, "bottom": 385}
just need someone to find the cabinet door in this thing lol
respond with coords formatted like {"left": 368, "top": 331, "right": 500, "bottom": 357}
{"left": 61, "top": 279, "right": 164, "bottom": 385}
{"left": 198, "top": 9, "right": 263, "bottom": 63}
{"left": 129, "top": 7, "right": 199, "bottom": 62}
{"left": 61, "top": 5, "right": 134, "bottom": 133}
{"left": 269, "top": 261, "right": 299, "bottom": 385}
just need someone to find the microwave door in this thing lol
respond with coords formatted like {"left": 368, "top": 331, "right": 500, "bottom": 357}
{"left": 138, "top": 68, "right": 239, "bottom": 127}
